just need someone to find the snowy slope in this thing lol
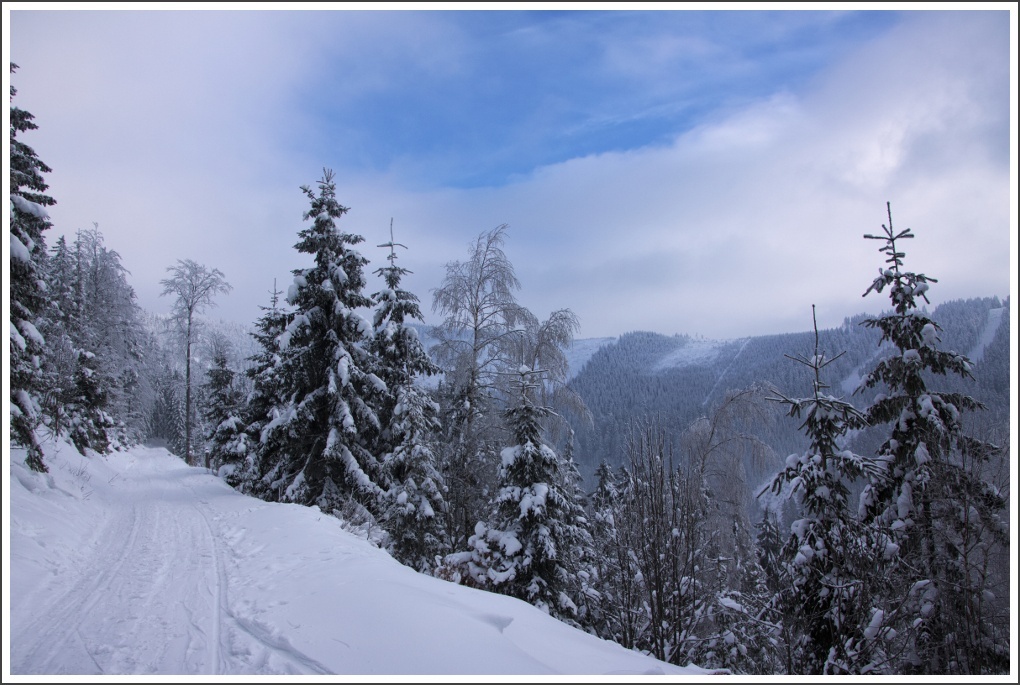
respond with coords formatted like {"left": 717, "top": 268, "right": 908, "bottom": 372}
{"left": 6, "top": 436, "right": 712, "bottom": 677}
{"left": 565, "top": 336, "right": 617, "bottom": 380}
{"left": 651, "top": 338, "right": 724, "bottom": 373}
{"left": 968, "top": 306, "right": 1005, "bottom": 363}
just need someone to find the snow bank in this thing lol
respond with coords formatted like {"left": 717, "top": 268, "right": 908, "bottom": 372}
{"left": 8, "top": 435, "right": 712, "bottom": 676}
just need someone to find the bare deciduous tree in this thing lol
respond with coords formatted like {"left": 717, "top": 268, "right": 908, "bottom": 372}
{"left": 160, "top": 259, "right": 231, "bottom": 465}
{"left": 430, "top": 224, "right": 533, "bottom": 546}
{"left": 510, "top": 308, "right": 591, "bottom": 445}
{"left": 431, "top": 224, "right": 533, "bottom": 405}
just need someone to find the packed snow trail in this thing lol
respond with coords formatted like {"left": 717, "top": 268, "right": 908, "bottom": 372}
{"left": 9, "top": 439, "right": 710, "bottom": 676}
{"left": 10, "top": 446, "right": 330, "bottom": 675}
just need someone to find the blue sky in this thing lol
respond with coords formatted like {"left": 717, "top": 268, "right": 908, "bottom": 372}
{"left": 5, "top": 5, "right": 1015, "bottom": 340}
{"left": 293, "top": 10, "right": 901, "bottom": 188}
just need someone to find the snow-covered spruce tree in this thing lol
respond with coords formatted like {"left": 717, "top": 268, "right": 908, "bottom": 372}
{"left": 557, "top": 431, "right": 597, "bottom": 609}
{"left": 40, "top": 235, "right": 90, "bottom": 445}
{"left": 201, "top": 335, "right": 246, "bottom": 474}
{"left": 508, "top": 308, "right": 596, "bottom": 615}
{"left": 41, "top": 228, "right": 146, "bottom": 454}
{"left": 71, "top": 227, "right": 151, "bottom": 447}
{"left": 40, "top": 235, "right": 116, "bottom": 454}
{"left": 764, "top": 306, "right": 887, "bottom": 674}
{"left": 587, "top": 460, "right": 640, "bottom": 648}
{"left": 231, "top": 285, "right": 290, "bottom": 496}
{"left": 581, "top": 461, "right": 621, "bottom": 638}
{"left": 261, "top": 169, "right": 386, "bottom": 516}
{"left": 10, "top": 64, "right": 56, "bottom": 471}
{"left": 370, "top": 224, "right": 449, "bottom": 571}
{"left": 855, "top": 204, "right": 1009, "bottom": 674}
{"left": 546, "top": 430, "right": 599, "bottom": 629}
{"left": 451, "top": 366, "right": 589, "bottom": 624}
{"left": 66, "top": 349, "right": 115, "bottom": 454}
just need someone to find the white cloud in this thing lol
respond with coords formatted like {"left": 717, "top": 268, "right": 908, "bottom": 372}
{"left": 7, "top": 9, "right": 1011, "bottom": 340}
{"left": 439, "top": 11, "right": 1013, "bottom": 338}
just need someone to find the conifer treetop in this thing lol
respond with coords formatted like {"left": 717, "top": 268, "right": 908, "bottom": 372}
{"left": 862, "top": 202, "right": 936, "bottom": 316}
{"left": 376, "top": 218, "right": 411, "bottom": 288}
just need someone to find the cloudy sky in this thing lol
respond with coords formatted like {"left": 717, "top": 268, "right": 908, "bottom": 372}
{"left": 6, "top": 6, "right": 1015, "bottom": 340}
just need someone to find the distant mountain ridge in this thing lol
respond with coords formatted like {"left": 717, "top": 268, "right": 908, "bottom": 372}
{"left": 562, "top": 296, "right": 1010, "bottom": 488}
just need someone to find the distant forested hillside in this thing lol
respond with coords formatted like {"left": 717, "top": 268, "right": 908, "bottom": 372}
{"left": 564, "top": 296, "right": 1010, "bottom": 492}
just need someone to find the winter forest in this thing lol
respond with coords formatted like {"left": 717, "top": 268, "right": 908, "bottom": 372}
{"left": 8, "top": 63, "right": 1013, "bottom": 676}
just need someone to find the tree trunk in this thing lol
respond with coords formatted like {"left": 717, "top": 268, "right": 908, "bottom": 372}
{"left": 185, "top": 314, "right": 192, "bottom": 465}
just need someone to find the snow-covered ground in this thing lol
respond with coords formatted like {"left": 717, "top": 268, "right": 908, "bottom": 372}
{"left": 651, "top": 338, "right": 723, "bottom": 373}
{"left": 6, "top": 435, "right": 713, "bottom": 677}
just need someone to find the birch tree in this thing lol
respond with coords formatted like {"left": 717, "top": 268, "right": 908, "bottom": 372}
{"left": 160, "top": 259, "right": 232, "bottom": 464}
{"left": 430, "top": 224, "right": 533, "bottom": 546}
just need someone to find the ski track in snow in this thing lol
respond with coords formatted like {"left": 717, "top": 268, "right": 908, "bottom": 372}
{"left": 10, "top": 448, "right": 328, "bottom": 676}
{"left": 10, "top": 441, "right": 712, "bottom": 677}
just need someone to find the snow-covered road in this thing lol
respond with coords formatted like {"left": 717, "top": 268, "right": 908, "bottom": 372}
{"left": 8, "top": 439, "right": 709, "bottom": 676}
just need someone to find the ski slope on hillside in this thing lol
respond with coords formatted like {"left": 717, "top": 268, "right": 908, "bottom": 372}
{"left": 968, "top": 306, "right": 1005, "bottom": 363}
{"left": 7, "top": 437, "right": 712, "bottom": 677}
{"left": 565, "top": 336, "right": 617, "bottom": 380}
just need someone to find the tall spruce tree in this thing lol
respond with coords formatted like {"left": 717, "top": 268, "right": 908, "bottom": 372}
{"left": 370, "top": 223, "right": 448, "bottom": 571}
{"left": 40, "top": 235, "right": 85, "bottom": 443}
{"left": 150, "top": 365, "right": 188, "bottom": 456}
{"left": 41, "top": 233, "right": 116, "bottom": 454}
{"left": 67, "top": 349, "right": 114, "bottom": 454}
{"left": 9, "top": 64, "right": 56, "bottom": 471}
{"left": 559, "top": 431, "right": 601, "bottom": 626}
{"left": 855, "top": 203, "right": 1008, "bottom": 674}
{"left": 755, "top": 508, "right": 796, "bottom": 674}
{"left": 765, "top": 306, "right": 886, "bottom": 674}
{"left": 262, "top": 169, "right": 387, "bottom": 515}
